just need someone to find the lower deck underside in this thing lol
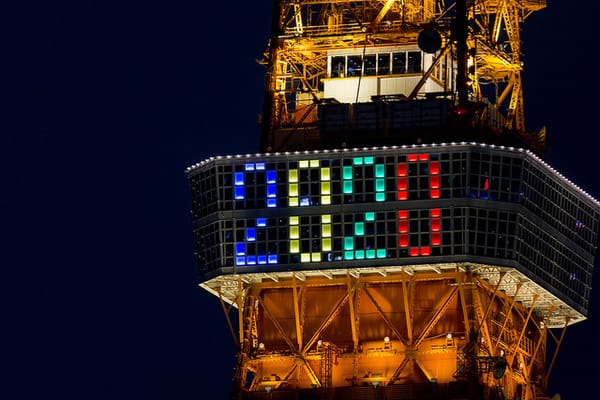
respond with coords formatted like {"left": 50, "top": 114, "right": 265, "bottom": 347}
{"left": 204, "top": 264, "right": 573, "bottom": 400}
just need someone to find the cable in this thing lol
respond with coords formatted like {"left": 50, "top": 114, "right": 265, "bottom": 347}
{"left": 355, "top": 35, "right": 369, "bottom": 104}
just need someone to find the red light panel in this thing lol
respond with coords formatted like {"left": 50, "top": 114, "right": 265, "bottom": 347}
{"left": 397, "top": 164, "right": 407, "bottom": 176}
{"left": 399, "top": 234, "right": 409, "bottom": 247}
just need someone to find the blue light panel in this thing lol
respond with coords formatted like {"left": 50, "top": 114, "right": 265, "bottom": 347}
{"left": 234, "top": 172, "right": 245, "bottom": 185}
{"left": 234, "top": 186, "right": 245, "bottom": 200}
{"left": 236, "top": 243, "right": 245, "bottom": 256}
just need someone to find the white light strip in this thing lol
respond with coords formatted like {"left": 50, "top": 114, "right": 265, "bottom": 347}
{"left": 185, "top": 142, "right": 600, "bottom": 206}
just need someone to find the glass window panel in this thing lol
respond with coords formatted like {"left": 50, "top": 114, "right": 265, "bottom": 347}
{"left": 347, "top": 55, "right": 362, "bottom": 76}
{"left": 355, "top": 222, "right": 365, "bottom": 235}
{"left": 407, "top": 51, "right": 422, "bottom": 73}
{"left": 234, "top": 172, "right": 245, "bottom": 185}
{"left": 331, "top": 56, "right": 345, "bottom": 78}
{"left": 234, "top": 187, "right": 245, "bottom": 200}
{"left": 343, "top": 180, "right": 353, "bottom": 194}
{"left": 392, "top": 52, "right": 406, "bottom": 74}
{"left": 290, "top": 226, "right": 300, "bottom": 239}
{"left": 364, "top": 55, "right": 376, "bottom": 75}
{"left": 343, "top": 166, "right": 353, "bottom": 179}
{"left": 344, "top": 237, "right": 354, "bottom": 250}
{"left": 377, "top": 53, "right": 390, "bottom": 75}
{"left": 290, "top": 240, "right": 300, "bottom": 253}
{"left": 289, "top": 170, "right": 298, "bottom": 183}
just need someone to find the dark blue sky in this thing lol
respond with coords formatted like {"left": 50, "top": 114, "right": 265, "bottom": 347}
{"left": 2, "top": 1, "right": 598, "bottom": 399}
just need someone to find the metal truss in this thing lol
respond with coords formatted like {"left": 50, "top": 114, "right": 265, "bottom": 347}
{"left": 209, "top": 262, "right": 574, "bottom": 400}
{"left": 260, "top": 0, "right": 547, "bottom": 152}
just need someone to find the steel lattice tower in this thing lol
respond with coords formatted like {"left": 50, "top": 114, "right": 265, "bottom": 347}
{"left": 187, "top": 2, "right": 600, "bottom": 400}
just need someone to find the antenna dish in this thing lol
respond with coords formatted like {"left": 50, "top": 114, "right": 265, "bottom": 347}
{"left": 418, "top": 28, "right": 442, "bottom": 54}
{"left": 492, "top": 357, "right": 507, "bottom": 379}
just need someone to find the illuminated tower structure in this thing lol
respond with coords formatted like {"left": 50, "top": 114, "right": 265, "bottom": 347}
{"left": 187, "top": 2, "right": 600, "bottom": 400}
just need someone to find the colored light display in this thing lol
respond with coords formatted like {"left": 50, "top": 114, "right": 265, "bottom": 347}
{"left": 233, "top": 154, "right": 442, "bottom": 266}
{"left": 235, "top": 162, "right": 278, "bottom": 207}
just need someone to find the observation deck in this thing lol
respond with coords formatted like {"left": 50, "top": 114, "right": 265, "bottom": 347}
{"left": 187, "top": 143, "right": 600, "bottom": 327}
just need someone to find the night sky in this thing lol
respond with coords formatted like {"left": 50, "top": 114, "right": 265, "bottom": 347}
{"left": 2, "top": 1, "right": 598, "bottom": 399}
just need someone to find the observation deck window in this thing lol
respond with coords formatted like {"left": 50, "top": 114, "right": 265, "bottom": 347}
{"left": 392, "top": 52, "right": 406, "bottom": 74}
{"left": 377, "top": 54, "right": 390, "bottom": 75}
{"left": 331, "top": 56, "right": 345, "bottom": 78}
{"left": 329, "top": 50, "right": 423, "bottom": 78}
{"left": 364, "top": 55, "right": 376, "bottom": 76}
{"left": 407, "top": 51, "right": 422, "bottom": 73}
{"left": 347, "top": 55, "right": 362, "bottom": 76}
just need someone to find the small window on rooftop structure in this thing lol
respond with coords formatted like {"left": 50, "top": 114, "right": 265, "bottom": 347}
{"left": 392, "top": 52, "right": 406, "bottom": 74}
{"left": 407, "top": 51, "right": 422, "bottom": 73}
{"left": 378, "top": 54, "right": 390, "bottom": 75}
{"left": 347, "top": 55, "right": 362, "bottom": 76}
{"left": 331, "top": 56, "right": 345, "bottom": 78}
{"left": 364, "top": 55, "right": 376, "bottom": 76}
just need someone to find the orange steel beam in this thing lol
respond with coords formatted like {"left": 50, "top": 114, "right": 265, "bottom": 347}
{"left": 546, "top": 317, "right": 569, "bottom": 381}
{"left": 414, "top": 285, "right": 458, "bottom": 348}
{"left": 402, "top": 275, "right": 414, "bottom": 344}
{"left": 362, "top": 286, "right": 409, "bottom": 346}
{"left": 390, "top": 282, "right": 459, "bottom": 384}
{"left": 257, "top": 295, "right": 298, "bottom": 352}
{"left": 292, "top": 276, "right": 303, "bottom": 352}
{"left": 492, "top": 281, "right": 523, "bottom": 354}
{"left": 303, "top": 290, "right": 350, "bottom": 353}
{"left": 346, "top": 274, "right": 359, "bottom": 351}
{"left": 371, "top": 0, "right": 395, "bottom": 29}
{"left": 217, "top": 287, "right": 239, "bottom": 347}
{"left": 508, "top": 294, "right": 538, "bottom": 367}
